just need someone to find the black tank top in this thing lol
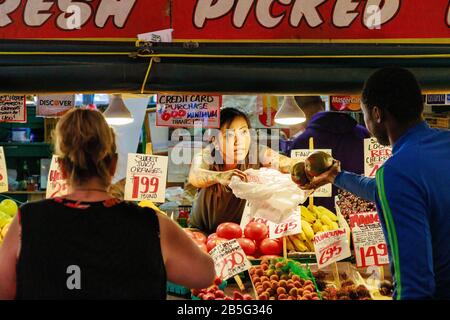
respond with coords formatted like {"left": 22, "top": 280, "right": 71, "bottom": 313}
{"left": 16, "top": 198, "right": 166, "bottom": 300}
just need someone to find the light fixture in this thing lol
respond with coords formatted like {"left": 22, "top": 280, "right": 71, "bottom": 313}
{"left": 103, "top": 94, "right": 134, "bottom": 125}
{"left": 274, "top": 96, "right": 306, "bottom": 125}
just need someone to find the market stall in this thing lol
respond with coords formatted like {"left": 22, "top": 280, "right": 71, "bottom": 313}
{"left": 1, "top": 0, "right": 449, "bottom": 301}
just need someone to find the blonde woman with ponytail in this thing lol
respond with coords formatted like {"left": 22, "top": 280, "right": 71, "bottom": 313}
{"left": 0, "top": 108, "right": 215, "bottom": 300}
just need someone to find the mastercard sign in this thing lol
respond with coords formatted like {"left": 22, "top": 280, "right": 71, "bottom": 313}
{"left": 331, "top": 96, "right": 361, "bottom": 112}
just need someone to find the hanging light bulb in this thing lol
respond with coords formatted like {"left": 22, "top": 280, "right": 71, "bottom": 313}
{"left": 274, "top": 96, "right": 306, "bottom": 126}
{"left": 103, "top": 94, "right": 134, "bottom": 125}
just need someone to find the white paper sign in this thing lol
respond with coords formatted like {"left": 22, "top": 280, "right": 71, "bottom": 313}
{"left": 290, "top": 149, "right": 333, "bottom": 197}
{"left": 350, "top": 211, "right": 389, "bottom": 268}
{"left": 240, "top": 204, "right": 301, "bottom": 240}
{"left": 313, "top": 228, "right": 351, "bottom": 269}
{"left": 364, "top": 138, "right": 392, "bottom": 178}
{"left": 46, "top": 155, "right": 69, "bottom": 199}
{"left": 138, "top": 28, "right": 173, "bottom": 42}
{"left": 37, "top": 94, "right": 75, "bottom": 117}
{"left": 124, "top": 154, "right": 168, "bottom": 203}
{"left": 0, "top": 95, "right": 26, "bottom": 123}
{"left": 209, "top": 239, "right": 252, "bottom": 281}
{"left": 0, "top": 147, "right": 8, "bottom": 193}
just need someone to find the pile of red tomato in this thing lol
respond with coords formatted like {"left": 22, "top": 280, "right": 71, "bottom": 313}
{"left": 185, "top": 222, "right": 282, "bottom": 258}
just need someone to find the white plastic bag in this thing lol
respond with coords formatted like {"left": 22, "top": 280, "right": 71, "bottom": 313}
{"left": 229, "top": 168, "right": 312, "bottom": 223}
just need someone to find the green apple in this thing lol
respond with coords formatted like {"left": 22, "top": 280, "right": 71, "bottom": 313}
{"left": 0, "top": 199, "right": 18, "bottom": 217}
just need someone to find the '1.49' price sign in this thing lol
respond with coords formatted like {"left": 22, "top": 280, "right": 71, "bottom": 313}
{"left": 350, "top": 212, "right": 390, "bottom": 268}
{"left": 313, "top": 228, "right": 351, "bottom": 269}
{"left": 124, "top": 153, "right": 168, "bottom": 203}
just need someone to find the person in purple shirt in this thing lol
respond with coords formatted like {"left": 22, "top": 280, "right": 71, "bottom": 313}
{"left": 289, "top": 96, "right": 370, "bottom": 210}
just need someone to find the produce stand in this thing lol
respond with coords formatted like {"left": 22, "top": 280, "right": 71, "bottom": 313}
{"left": 1, "top": 0, "right": 448, "bottom": 301}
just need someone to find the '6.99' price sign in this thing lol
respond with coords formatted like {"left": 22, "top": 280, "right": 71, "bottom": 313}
{"left": 124, "top": 153, "right": 168, "bottom": 203}
{"left": 313, "top": 228, "right": 351, "bottom": 269}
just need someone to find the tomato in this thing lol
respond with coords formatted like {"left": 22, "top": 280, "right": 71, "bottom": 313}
{"left": 259, "top": 239, "right": 282, "bottom": 256}
{"left": 192, "top": 231, "right": 207, "bottom": 244}
{"left": 216, "top": 222, "right": 242, "bottom": 240}
{"left": 236, "top": 238, "right": 256, "bottom": 256}
{"left": 196, "top": 242, "right": 208, "bottom": 252}
{"left": 207, "top": 233, "right": 219, "bottom": 242}
{"left": 244, "top": 222, "right": 268, "bottom": 241}
{"left": 206, "top": 237, "right": 227, "bottom": 252}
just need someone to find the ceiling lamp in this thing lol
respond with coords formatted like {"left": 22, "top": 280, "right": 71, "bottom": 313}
{"left": 274, "top": 96, "right": 306, "bottom": 126}
{"left": 103, "top": 94, "right": 134, "bottom": 125}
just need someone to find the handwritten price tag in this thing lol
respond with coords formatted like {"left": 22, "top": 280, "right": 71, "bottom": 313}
{"left": 240, "top": 204, "right": 301, "bottom": 240}
{"left": 46, "top": 155, "right": 69, "bottom": 199}
{"left": 124, "top": 153, "right": 168, "bottom": 203}
{"left": 313, "top": 228, "right": 351, "bottom": 269}
{"left": 269, "top": 207, "right": 301, "bottom": 239}
{"left": 0, "top": 147, "right": 8, "bottom": 193}
{"left": 209, "top": 239, "right": 252, "bottom": 281}
{"left": 350, "top": 212, "right": 390, "bottom": 268}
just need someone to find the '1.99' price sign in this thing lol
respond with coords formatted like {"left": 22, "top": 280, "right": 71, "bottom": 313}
{"left": 124, "top": 154, "right": 168, "bottom": 203}
{"left": 313, "top": 228, "right": 351, "bottom": 269}
{"left": 350, "top": 212, "right": 390, "bottom": 268}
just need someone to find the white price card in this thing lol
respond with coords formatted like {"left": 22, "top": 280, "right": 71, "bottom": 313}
{"left": 268, "top": 207, "right": 301, "bottom": 239}
{"left": 46, "top": 155, "right": 69, "bottom": 198}
{"left": 290, "top": 149, "right": 332, "bottom": 197}
{"left": 240, "top": 204, "right": 301, "bottom": 239}
{"left": 0, "top": 147, "right": 8, "bottom": 193}
{"left": 350, "top": 211, "right": 390, "bottom": 268}
{"left": 209, "top": 239, "right": 252, "bottom": 281}
{"left": 364, "top": 138, "right": 392, "bottom": 177}
{"left": 313, "top": 228, "right": 351, "bottom": 269}
{"left": 124, "top": 153, "right": 168, "bottom": 203}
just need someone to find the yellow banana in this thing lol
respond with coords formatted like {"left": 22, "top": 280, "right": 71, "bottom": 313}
{"left": 312, "top": 220, "right": 324, "bottom": 234}
{"left": 300, "top": 206, "right": 316, "bottom": 224}
{"left": 301, "top": 220, "right": 315, "bottom": 240}
{"left": 299, "top": 231, "right": 307, "bottom": 241}
{"left": 290, "top": 236, "right": 309, "bottom": 252}
{"left": 320, "top": 215, "right": 339, "bottom": 230}
{"left": 317, "top": 206, "right": 338, "bottom": 222}
{"left": 322, "top": 225, "right": 330, "bottom": 232}
{"left": 308, "top": 205, "right": 322, "bottom": 219}
{"left": 286, "top": 237, "right": 295, "bottom": 252}
{"left": 304, "top": 238, "right": 315, "bottom": 252}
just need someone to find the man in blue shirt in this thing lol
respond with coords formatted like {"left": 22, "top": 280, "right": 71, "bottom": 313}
{"left": 303, "top": 67, "right": 450, "bottom": 300}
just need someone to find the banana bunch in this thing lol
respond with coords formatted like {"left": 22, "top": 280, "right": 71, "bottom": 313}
{"left": 0, "top": 221, "right": 11, "bottom": 247}
{"left": 287, "top": 205, "right": 339, "bottom": 253}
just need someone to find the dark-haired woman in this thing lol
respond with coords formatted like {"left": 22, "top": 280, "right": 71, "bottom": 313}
{"left": 189, "top": 108, "right": 294, "bottom": 234}
{"left": 0, "top": 108, "right": 215, "bottom": 300}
